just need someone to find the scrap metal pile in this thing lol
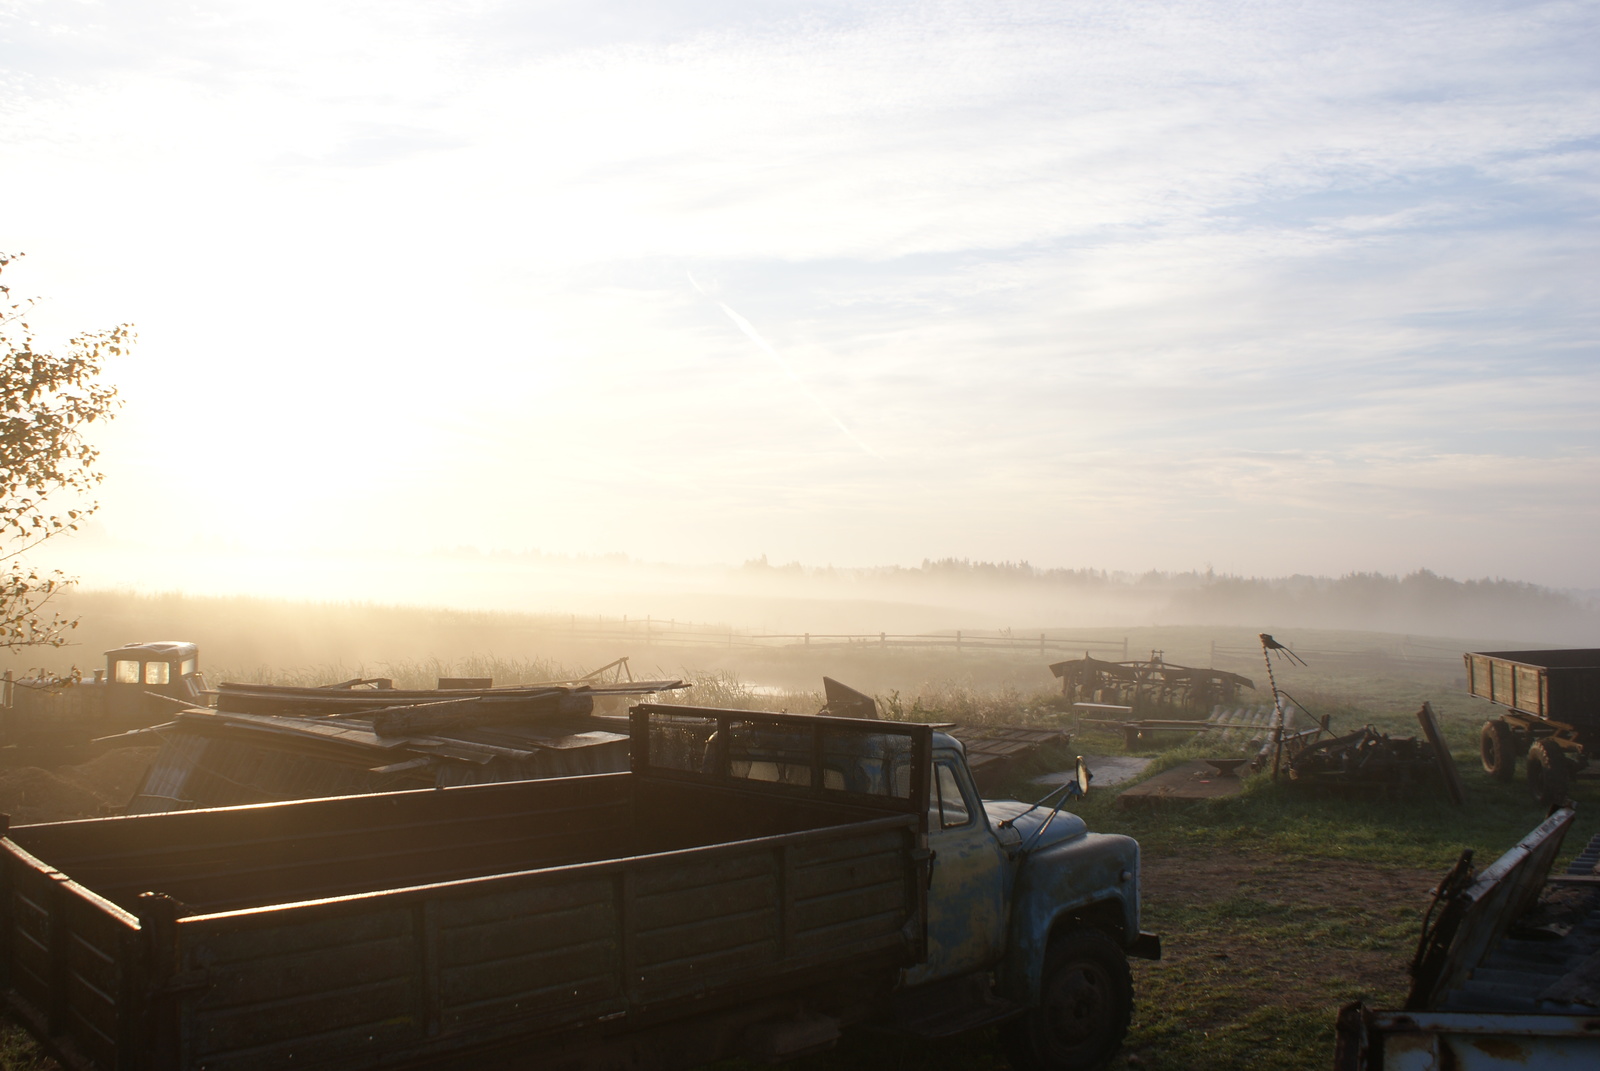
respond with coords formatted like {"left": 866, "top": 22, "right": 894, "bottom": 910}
{"left": 1252, "top": 630, "right": 1465, "bottom": 805}
{"left": 1048, "top": 652, "right": 1254, "bottom": 710}
{"left": 120, "top": 659, "right": 687, "bottom": 813}
{"left": 1277, "top": 716, "right": 1454, "bottom": 800}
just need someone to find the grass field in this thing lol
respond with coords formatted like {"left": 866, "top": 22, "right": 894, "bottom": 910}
{"left": 2, "top": 594, "right": 1593, "bottom": 1070}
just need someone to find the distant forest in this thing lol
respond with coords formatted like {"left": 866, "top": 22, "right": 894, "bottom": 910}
{"left": 740, "top": 557, "right": 1599, "bottom": 641}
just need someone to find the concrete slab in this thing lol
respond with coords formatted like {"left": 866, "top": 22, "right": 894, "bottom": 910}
{"left": 1116, "top": 758, "right": 1249, "bottom": 808}
{"left": 1034, "top": 755, "right": 1152, "bottom": 788}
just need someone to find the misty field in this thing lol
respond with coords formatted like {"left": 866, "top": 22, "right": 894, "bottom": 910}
{"left": 2, "top": 590, "right": 1596, "bottom": 1071}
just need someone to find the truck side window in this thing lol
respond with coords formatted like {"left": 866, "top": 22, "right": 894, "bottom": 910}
{"left": 145, "top": 662, "right": 170, "bottom": 685}
{"left": 934, "top": 762, "right": 971, "bottom": 829}
{"left": 179, "top": 658, "right": 196, "bottom": 677}
{"left": 113, "top": 660, "right": 140, "bottom": 684}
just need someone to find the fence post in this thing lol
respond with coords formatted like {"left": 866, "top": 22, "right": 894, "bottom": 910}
{"left": 880, "top": 632, "right": 886, "bottom": 648}
{"left": 956, "top": 630, "right": 962, "bottom": 653}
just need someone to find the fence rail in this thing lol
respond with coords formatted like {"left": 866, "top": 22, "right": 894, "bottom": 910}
{"left": 520, "top": 618, "right": 1132, "bottom": 658}
{"left": 497, "top": 618, "right": 1469, "bottom": 670}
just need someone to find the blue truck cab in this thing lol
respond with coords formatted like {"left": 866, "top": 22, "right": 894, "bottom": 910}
{"left": 906, "top": 731, "right": 1158, "bottom": 1069}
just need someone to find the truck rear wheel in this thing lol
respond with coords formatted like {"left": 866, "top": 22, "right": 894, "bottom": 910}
{"left": 1480, "top": 720, "right": 1518, "bottom": 782}
{"left": 1527, "top": 740, "right": 1570, "bottom": 808}
{"left": 1000, "top": 928, "right": 1132, "bottom": 1071}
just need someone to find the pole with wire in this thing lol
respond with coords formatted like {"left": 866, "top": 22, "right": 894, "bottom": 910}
{"left": 1259, "top": 633, "right": 1306, "bottom": 782}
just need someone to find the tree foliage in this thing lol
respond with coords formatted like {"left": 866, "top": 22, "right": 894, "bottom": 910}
{"left": 1, "top": 253, "right": 129, "bottom": 650}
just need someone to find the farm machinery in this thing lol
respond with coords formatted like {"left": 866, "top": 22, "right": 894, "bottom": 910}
{"left": 1468, "top": 649, "right": 1600, "bottom": 806}
{"left": 0, "top": 640, "right": 208, "bottom": 753}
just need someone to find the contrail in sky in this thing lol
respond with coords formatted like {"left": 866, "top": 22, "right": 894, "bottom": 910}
{"left": 689, "top": 271, "right": 881, "bottom": 460}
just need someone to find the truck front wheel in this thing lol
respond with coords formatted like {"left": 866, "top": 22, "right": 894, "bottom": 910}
{"left": 1000, "top": 928, "right": 1133, "bottom": 1071}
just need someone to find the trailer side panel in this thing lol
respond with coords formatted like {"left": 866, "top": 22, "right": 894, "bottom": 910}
{"left": 166, "top": 815, "right": 918, "bottom": 1071}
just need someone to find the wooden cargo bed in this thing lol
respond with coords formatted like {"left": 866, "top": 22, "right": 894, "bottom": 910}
{"left": 1466, "top": 649, "right": 1600, "bottom": 729}
{"left": 0, "top": 707, "right": 933, "bottom": 1071}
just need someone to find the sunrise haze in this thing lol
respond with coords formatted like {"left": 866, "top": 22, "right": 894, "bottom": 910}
{"left": 5, "top": 0, "right": 1597, "bottom": 600}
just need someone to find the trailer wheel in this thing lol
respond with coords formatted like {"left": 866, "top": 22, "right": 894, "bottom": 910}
{"left": 1000, "top": 928, "right": 1132, "bottom": 1071}
{"left": 1527, "top": 740, "right": 1570, "bottom": 808}
{"left": 1480, "top": 720, "right": 1518, "bottom": 782}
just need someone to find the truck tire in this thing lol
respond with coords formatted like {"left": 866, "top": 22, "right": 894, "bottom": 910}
{"left": 1480, "top": 720, "right": 1517, "bottom": 782}
{"left": 1000, "top": 928, "right": 1133, "bottom": 1071}
{"left": 1527, "top": 740, "right": 1570, "bottom": 808}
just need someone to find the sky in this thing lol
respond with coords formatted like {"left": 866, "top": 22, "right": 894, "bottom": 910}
{"left": 5, "top": 0, "right": 1599, "bottom": 598}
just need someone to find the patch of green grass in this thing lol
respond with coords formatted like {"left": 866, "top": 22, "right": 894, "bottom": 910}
{"left": 0, "top": 1018, "right": 53, "bottom": 1071}
{"left": 1127, "top": 998, "right": 1335, "bottom": 1071}
{"left": 1075, "top": 763, "right": 1600, "bottom": 873}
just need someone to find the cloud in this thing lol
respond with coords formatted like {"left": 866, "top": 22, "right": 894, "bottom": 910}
{"left": 2, "top": 0, "right": 1597, "bottom": 585}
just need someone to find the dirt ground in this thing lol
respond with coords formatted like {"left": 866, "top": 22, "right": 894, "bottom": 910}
{"left": 1140, "top": 849, "right": 1438, "bottom": 1003}
{"left": 0, "top": 747, "right": 156, "bottom": 827}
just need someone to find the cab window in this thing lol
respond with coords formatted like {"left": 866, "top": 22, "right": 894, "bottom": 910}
{"left": 179, "top": 658, "right": 196, "bottom": 677}
{"left": 933, "top": 761, "right": 972, "bottom": 829}
{"left": 144, "top": 661, "right": 170, "bottom": 685}
{"left": 113, "top": 660, "right": 140, "bottom": 684}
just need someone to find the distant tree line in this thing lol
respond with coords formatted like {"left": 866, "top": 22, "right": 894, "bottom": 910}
{"left": 737, "top": 556, "right": 1598, "bottom": 639}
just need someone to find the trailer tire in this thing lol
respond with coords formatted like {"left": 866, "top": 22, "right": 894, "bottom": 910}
{"left": 1527, "top": 740, "right": 1570, "bottom": 808}
{"left": 1000, "top": 928, "right": 1132, "bottom": 1071}
{"left": 1480, "top": 720, "right": 1518, "bottom": 782}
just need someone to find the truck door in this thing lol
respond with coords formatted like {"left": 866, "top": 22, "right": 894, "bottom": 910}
{"left": 903, "top": 752, "right": 1008, "bottom": 985}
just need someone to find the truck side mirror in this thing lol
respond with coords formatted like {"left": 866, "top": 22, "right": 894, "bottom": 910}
{"left": 1075, "top": 756, "right": 1091, "bottom": 799}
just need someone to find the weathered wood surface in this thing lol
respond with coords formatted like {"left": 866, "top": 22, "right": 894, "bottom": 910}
{"left": 0, "top": 707, "right": 931, "bottom": 1071}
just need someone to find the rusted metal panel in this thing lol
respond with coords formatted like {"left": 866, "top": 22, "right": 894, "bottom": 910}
{"left": 1366, "top": 1011, "right": 1600, "bottom": 1068}
{"left": 1342, "top": 815, "right": 1600, "bottom": 1068}
{"left": 1409, "top": 807, "right": 1576, "bottom": 1010}
{"left": 1416, "top": 702, "right": 1466, "bottom": 807}
{"left": 127, "top": 705, "right": 640, "bottom": 813}
{"left": 954, "top": 726, "right": 1071, "bottom": 791}
{"left": 1049, "top": 653, "right": 1253, "bottom": 709}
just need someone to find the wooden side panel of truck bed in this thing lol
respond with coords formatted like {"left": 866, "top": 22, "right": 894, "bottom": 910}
{"left": 0, "top": 841, "right": 142, "bottom": 1071}
{"left": 161, "top": 817, "right": 915, "bottom": 1071}
{"left": 0, "top": 707, "right": 932, "bottom": 1071}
